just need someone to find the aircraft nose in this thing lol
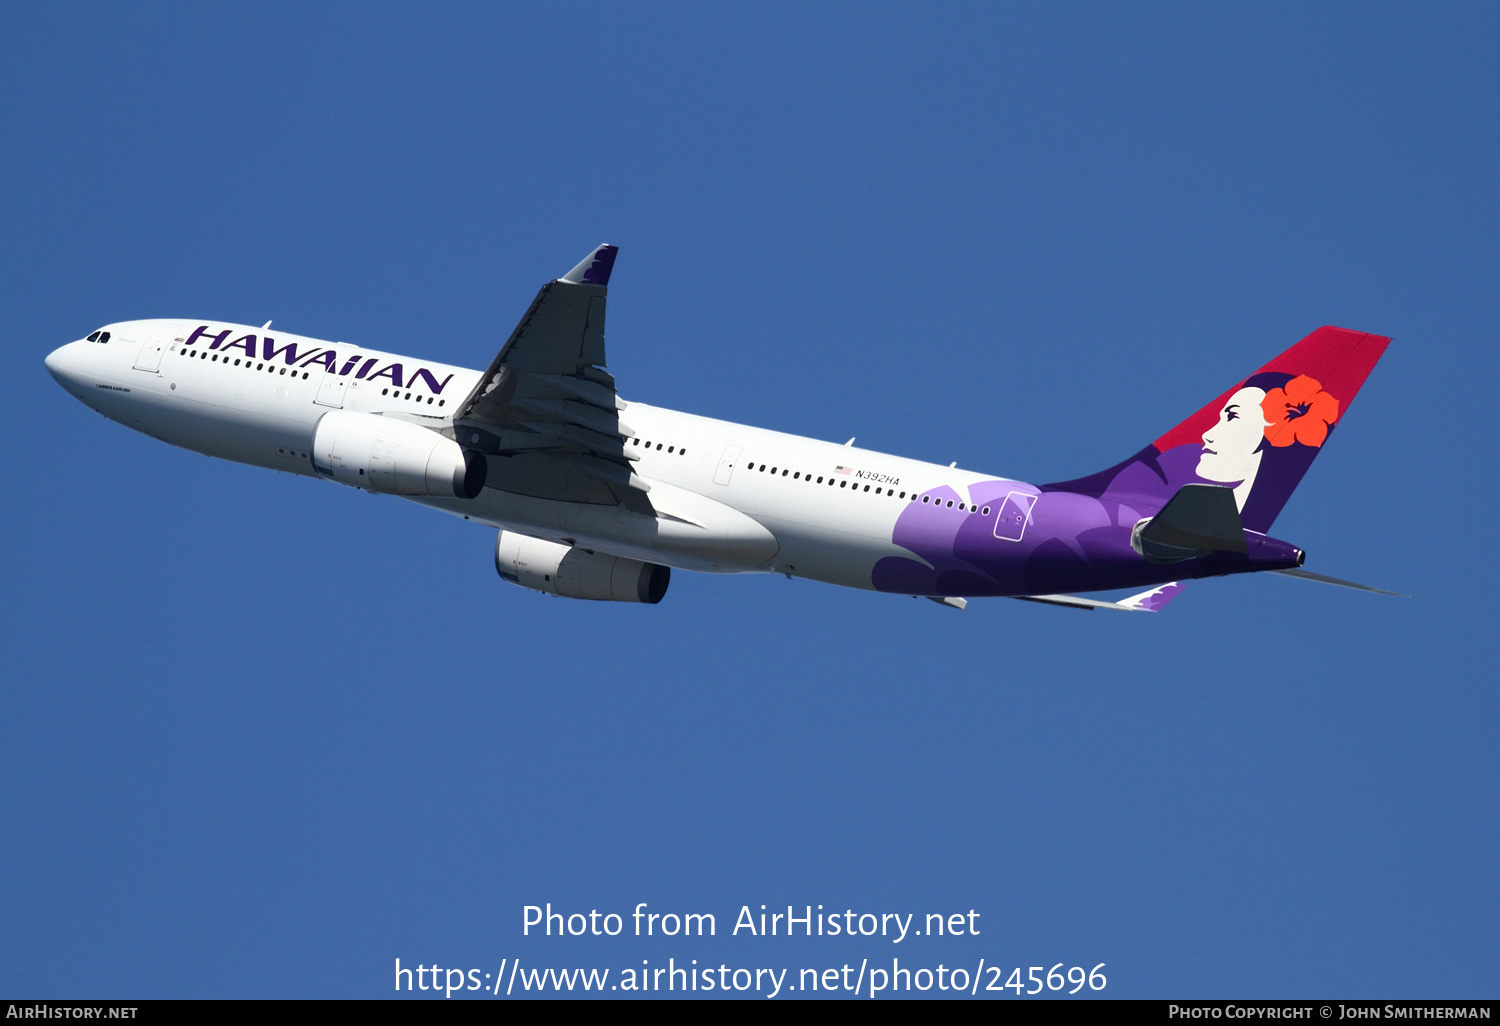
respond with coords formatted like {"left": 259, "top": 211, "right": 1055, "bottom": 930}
{"left": 45, "top": 340, "right": 91, "bottom": 391}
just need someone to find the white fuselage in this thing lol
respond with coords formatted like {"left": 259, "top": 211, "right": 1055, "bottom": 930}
{"left": 46, "top": 320, "right": 1020, "bottom": 591}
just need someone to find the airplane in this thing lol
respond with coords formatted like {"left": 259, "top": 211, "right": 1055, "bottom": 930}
{"left": 44, "top": 244, "right": 1398, "bottom": 611}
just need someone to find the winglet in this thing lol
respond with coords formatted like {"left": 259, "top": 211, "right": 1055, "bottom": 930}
{"left": 561, "top": 244, "right": 619, "bottom": 286}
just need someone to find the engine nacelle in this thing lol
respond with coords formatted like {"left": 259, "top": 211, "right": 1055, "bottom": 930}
{"left": 494, "top": 530, "right": 670, "bottom": 604}
{"left": 312, "top": 410, "right": 485, "bottom": 498}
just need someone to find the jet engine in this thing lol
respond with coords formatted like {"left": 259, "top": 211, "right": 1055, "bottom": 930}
{"left": 494, "top": 530, "right": 670, "bottom": 603}
{"left": 312, "top": 410, "right": 486, "bottom": 498}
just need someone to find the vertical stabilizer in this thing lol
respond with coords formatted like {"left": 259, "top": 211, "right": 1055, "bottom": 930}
{"left": 1044, "top": 326, "right": 1390, "bottom": 532}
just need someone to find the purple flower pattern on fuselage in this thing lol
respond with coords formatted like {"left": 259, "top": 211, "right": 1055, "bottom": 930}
{"left": 872, "top": 479, "right": 1183, "bottom": 598}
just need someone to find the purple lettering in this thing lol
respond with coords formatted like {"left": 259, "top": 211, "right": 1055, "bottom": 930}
{"left": 354, "top": 357, "right": 378, "bottom": 379}
{"left": 367, "top": 363, "right": 404, "bottom": 388}
{"left": 407, "top": 368, "right": 454, "bottom": 394}
{"left": 339, "top": 356, "right": 363, "bottom": 376}
{"left": 184, "top": 325, "right": 231, "bottom": 350}
{"left": 223, "top": 334, "right": 258, "bottom": 357}
{"left": 262, "top": 337, "right": 303, "bottom": 364}
{"left": 298, "top": 350, "right": 336, "bottom": 371}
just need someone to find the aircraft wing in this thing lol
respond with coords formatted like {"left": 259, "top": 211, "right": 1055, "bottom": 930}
{"left": 452, "top": 244, "right": 652, "bottom": 510}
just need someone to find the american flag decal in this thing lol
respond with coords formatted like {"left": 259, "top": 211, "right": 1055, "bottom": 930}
{"left": 834, "top": 465, "right": 853, "bottom": 474}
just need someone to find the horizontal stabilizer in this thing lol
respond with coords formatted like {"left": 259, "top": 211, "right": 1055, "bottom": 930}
{"left": 1014, "top": 581, "right": 1184, "bottom": 612}
{"left": 1134, "top": 484, "right": 1246, "bottom": 563}
{"left": 1270, "top": 568, "right": 1406, "bottom": 596}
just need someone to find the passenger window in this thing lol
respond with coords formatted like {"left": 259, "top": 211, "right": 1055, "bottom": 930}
{"left": 982, "top": 506, "right": 991, "bottom": 515}
{"left": 946, "top": 500, "right": 953, "bottom": 507}
{"left": 632, "top": 438, "right": 640, "bottom": 446}
{"left": 668, "top": 446, "right": 674, "bottom": 453}
{"left": 817, "top": 476, "right": 824, "bottom": 484}
{"left": 782, "top": 469, "right": 788, "bottom": 477}
{"left": 922, "top": 496, "right": 930, "bottom": 503}
{"left": 657, "top": 443, "right": 663, "bottom": 450}
{"left": 840, "top": 481, "right": 847, "bottom": 488}
{"left": 863, "top": 484, "right": 869, "bottom": 491}
{"left": 679, "top": 449, "right": 685, "bottom": 456}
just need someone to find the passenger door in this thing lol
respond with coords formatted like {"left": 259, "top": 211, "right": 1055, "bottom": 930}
{"left": 131, "top": 327, "right": 166, "bottom": 372}
{"left": 314, "top": 366, "right": 347, "bottom": 408}
{"left": 713, "top": 444, "right": 742, "bottom": 485}
{"left": 993, "top": 491, "right": 1037, "bottom": 542}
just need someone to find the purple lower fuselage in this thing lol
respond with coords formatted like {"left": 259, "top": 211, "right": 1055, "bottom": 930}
{"left": 871, "top": 444, "right": 1303, "bottom": 598}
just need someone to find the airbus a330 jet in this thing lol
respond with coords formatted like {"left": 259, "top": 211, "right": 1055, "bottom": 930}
{"left": 45, "top": 245, "right": 1397, "bottom": 610}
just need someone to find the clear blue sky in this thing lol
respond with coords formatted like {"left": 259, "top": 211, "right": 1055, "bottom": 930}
{"left": 2, "top": 2, "right": 1495, "bottom": 999}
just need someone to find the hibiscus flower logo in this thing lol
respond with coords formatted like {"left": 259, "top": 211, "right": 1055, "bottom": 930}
{"left": 1260, "top": 374, "right": 1338, "bottom": 448}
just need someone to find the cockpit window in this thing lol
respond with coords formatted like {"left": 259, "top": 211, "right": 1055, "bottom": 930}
{"left": 86, "top": 331, "right": 100, "bottom": 342}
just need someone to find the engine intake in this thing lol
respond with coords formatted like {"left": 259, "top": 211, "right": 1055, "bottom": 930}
{"left": 312, "top": 410, "right": 485, "bottom": 498}
{"left": 495, "top": 530, "right": 670, "bottom": 604}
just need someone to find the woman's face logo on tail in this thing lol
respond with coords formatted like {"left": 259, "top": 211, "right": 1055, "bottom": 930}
{"left": 1199, "top": 386, "right": 1270, "bottom": 508}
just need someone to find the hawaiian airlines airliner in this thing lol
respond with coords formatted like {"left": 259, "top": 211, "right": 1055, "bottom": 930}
{"left": 45, "top": 245, "right": 1397, "bottom": 610}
